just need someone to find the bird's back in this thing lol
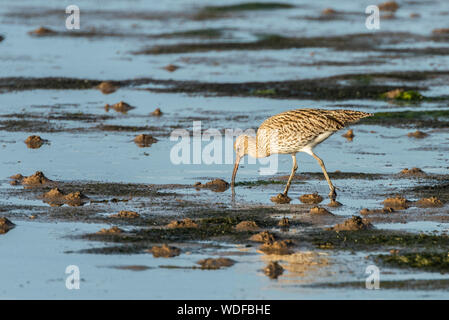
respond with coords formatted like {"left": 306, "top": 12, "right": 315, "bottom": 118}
{"left": 257, "top": 108, "right": 372, "bottom": 154}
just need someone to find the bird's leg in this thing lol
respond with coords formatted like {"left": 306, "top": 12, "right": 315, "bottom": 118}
{"left": 270, "top": 154, "right": 297, "bottom": 204}
{"left": 310, "top": 152, "right": 337, "bottom": 201}
{"left": 282, "top": 154, "right": 298, "bottom": 196}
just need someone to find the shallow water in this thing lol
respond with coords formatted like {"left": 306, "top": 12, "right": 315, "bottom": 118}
{"left": 1, "top": 220, "right": 447, "bottom": 299}
{"left": 1, "top": 0, "right": 449, "bottom": 81}
{"left": 0, "top": 88, "right": 447, "bottom": 185}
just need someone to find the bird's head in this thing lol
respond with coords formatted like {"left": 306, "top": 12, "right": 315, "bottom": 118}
{"left": 234, "top": 134, "right": 250, "bottom": 158}
{"left": 231, "top": 134, "right": 256, "bottom": 187}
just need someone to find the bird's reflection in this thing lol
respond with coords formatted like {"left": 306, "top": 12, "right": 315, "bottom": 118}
{"left": 260, "top": 251, "right": 331, "bottom": 284}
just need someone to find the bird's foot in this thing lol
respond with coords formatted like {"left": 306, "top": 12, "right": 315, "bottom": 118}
{"left": 329, "top": 189, "right": 337, "bottom": 201}
{"left": 328, "top": 199, "right": 342, "bottom": 207}
{"left": 270, "top": 193, "right": 292, "bottom": 204}
{"left": 328, "top": 189, "right": 342, "bottom": 207}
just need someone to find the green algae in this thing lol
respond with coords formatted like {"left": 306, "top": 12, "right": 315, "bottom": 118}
{"left": 311, "top": 230, "right": 449, "bottom": 251}
{"left": 380, "top": 90, "right": 424, "bottom": 101}
{"left": 395, "top": 90, "right": 424, "bottom": 101}
{"left": 376, "top": 252, "right": 449, "bottom": 273}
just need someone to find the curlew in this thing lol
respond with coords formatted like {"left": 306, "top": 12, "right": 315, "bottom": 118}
{"left": 231, "top": 108, "right": 373, "bottom": 203}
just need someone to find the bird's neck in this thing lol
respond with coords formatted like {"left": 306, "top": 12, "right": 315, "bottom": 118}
{"left": 247, "top": 135, "right": 270, "bottom": 159}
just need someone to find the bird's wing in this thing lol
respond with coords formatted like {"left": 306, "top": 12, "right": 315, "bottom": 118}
{"left": 258, "top": 109, "right": 345, "bottom": 146}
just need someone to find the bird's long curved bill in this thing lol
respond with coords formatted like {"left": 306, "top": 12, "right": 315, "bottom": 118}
{"left": 231, "top": 156, "right": 241, "bottom": 188}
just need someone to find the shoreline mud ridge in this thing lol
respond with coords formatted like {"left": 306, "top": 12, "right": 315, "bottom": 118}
{"left": 132, "top": 32, "right": 449, "bottom": 55}
{"left": 3, "top": 71, "right": 449, "bottom": 101}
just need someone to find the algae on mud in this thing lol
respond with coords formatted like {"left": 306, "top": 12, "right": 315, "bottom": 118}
{"left": 311, "top": 230, "right": 449, "bottom": 251}
{"left": 3, "top": 72, "right": 446, "bottom": 103}
{"left": 132, "top": 32, "right": 436, "bottom": 55}
{"left": 380, "top": 89, "right": 424, "bottom": 101}
{"left": 376, "top": 252, "right": 449, "bottom": 273}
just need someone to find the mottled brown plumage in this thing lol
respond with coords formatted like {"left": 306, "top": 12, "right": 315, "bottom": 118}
{"left": 232, "top": 108, "right": 373, "bottom": 203}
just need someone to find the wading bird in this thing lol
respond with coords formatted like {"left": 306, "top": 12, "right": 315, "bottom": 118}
{"left": 231, "top": 108, "right": 373, "bottom": 203}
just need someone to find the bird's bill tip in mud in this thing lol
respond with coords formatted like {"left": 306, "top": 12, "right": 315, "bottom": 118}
{"left": 231, "top": 156, "right": 241, "bottom": 188}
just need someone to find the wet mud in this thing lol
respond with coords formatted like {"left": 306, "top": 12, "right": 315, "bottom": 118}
{"left": 97, "top": 82, "right": 117, "bottom": 94}
{"left": 310, "top": 206, "right": 333, "bottom": 216}
{"left": 196, "top": 257, "right": 235, "bottom": 270}
{"left": 270, "top": 193, "right": 292, "bottom": 204}
{"left": 382, "top": 196, "right": 410, "bottom": 210}
{"left": 415, "top": 197, "right": 444, "bottom": 208}
{"left": 360, "top": 207, "right": 395, "bottom": 215}
{"left": 149, "top": 244, "right": 181, "bottom": 258}
{"left": 263, "top": 261, "right": 284, "bottom": 279}
{"left": 150, "top": 108, "right": 163, "bottom": 116}
{"left": 399, "top": 167, "right": 426, "bottom": 177}
{"left": 329, "top": 216, "right": 373, "bottom": 231}
{"left": 134, "top": 134, "right": 158, "bottom": 147}
{"left": 259, "top": 240, "right": 295, "bottom": 255}
{"left": 299, "top": 193, "right": 323, "bottom": 204}
{"left": 0, "top": 217, "right": 15, "bottom": 234}
{"left": 104, "top": 101, "right": 135, "bottom": 113}
{"left": 249, "top": 231, "right": 276, "bottom": 243}
{"left": 110, "top": 210, "right": 140, "bottom": 219}
{"left": 42, "top": 188, "right": 88, "bottom": 207}
{"left": 194, "top": 179, "right": 230, "bottom": 192}
{"left": 24, "top": 135, "right": 47, "bottom": 149}
{"left": 11, "top": 171, "right": 53, "bottom": 187}
{"left": 407, "top": 130, "right": 429, "bottom": 139}
{"left": 235, "top": 220, "right": 259, "bottom": 232}
{"left": 166, "top": 218, "right": 199, "bottom": 229}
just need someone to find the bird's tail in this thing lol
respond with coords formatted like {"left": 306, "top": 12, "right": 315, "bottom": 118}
{"left": 330, "top": 109, "right": 373, "bottom": 126}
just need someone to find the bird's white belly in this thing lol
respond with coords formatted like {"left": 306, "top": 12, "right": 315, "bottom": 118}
{"left": 299, "top": 131, "right": 334, "bottom": 155}
{"left": 268, "top": 130, "right": 335, "bottom": 155}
